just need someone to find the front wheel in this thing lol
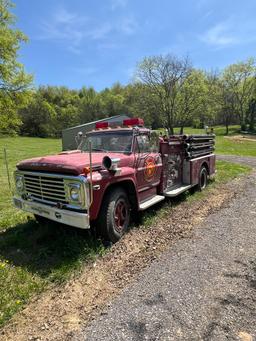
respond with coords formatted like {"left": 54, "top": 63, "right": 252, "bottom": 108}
{"left": 198, "top": 166, "right": 208, "bottom": 191}
{"left": 97, "top": 188, "right": 130, "bottom": 243}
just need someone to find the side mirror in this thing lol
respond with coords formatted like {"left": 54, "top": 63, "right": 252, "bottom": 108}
{"left": 75, "top": 131, "right": 86, "bottom": 149}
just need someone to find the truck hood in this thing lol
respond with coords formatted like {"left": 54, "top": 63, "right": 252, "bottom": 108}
{"left": 17, "top": 151, "right": 134, "bottom": 175}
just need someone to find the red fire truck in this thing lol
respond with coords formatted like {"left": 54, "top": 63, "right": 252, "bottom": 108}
{"left": 13, "top": 118, "right": 215, "bottom": 242}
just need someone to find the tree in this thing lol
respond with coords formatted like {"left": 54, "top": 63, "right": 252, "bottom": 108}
{"left": 124, "top": 83, "right": 163, "bottom": 128}
{"left": 175, "top": 70, "right": 208, "bottom": 133}
{"left": 101, "top": 87, "right": 127, "bottom": 118}
{"left": 247, "top": 98, "right": 256, "bottom": 131}
{"left": 222, "top": 58, "right": 256, "bottom": 130}
{"left": 78, "top": 87, "right": 102, "bottom": 123}
{"left": 219, "top": 83, "right": 236, "bottom": 135}
{"left": 0, "top": 0, "right": 32, "bottom": 134}
{"left": 135, "top": 54, "right": 192, "bottom": 134}
{"left": 20, "top": 93, "right": 57, "bottom": 137}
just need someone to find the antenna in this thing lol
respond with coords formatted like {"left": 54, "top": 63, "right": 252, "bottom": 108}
{"left": 88, "top": 139, "right": 93, "bottom": 207}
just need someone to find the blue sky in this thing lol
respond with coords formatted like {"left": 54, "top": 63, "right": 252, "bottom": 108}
{"left": 14, "top": 0, "right": 256, "bottom": 90}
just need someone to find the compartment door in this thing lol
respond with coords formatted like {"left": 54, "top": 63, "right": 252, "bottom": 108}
{"left": 134, "top": 134, "right": 162, "bottom": 200}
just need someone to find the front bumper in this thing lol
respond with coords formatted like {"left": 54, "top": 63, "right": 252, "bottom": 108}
{"left": 13, "top": 197, "right": 90, "bottom": 229}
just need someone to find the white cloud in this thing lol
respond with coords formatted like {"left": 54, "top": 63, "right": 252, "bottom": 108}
{"left": 119, "top": 17, "right": 138, "bottom": 35}
{"left": 39, "top": 8, "right": 88, "bottom": 53}
{"left": 53, "top": 8, "right": 79, "bottom": 25}
{"left": 89, "top": 23, "right": 113, "bottom": 40}
{"left": 72, "top": 66, "right": 98, "bottom": 76}
{"left": 196, "top": 0, "right": 212, "bottom": 11}
{"left": 200, "top": 21, "right": 238, "bottom": 47}
{"left": 111, "top": 0, "right": 127, "bottom": 10}
{"left": 125, "top": 66, "right": 135, "bottom": 79}
{"left": 97, "top": 42, "right": 120, "bottom": 50}
{"left": 200, "top": 16, "right": 256, "bottom": 49}
{"left": 38, "top": 6, "right": 138, "bottom": 54}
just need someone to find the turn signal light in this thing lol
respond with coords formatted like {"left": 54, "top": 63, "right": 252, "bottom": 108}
{"left": 84, "top": 166, "right": 91, "bottom": 175}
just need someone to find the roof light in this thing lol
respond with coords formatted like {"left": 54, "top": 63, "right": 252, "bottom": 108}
{"left": 123, "top": 118, "right": 144, "bottom": 127}
{"left": 95, "top": 122, "right": 109, "bottom": 129}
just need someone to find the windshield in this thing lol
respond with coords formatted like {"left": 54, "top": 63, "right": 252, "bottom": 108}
{"left": 81, "top": 131, "right": 133, "bottom": 153}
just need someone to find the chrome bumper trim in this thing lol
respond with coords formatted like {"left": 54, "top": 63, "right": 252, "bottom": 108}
{"left": 13, "top": 197, "right": 90, "bottom": 229}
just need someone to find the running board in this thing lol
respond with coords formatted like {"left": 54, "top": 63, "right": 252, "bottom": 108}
{"left": 139, "top": 195, "right": 165, "bottom": 210}
{"left": 164, "top": 184, "right": 193, "bottom": 197}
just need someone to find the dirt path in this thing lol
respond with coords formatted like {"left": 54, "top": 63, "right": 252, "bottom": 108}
{"left": 0, "top": 156, "right": 255, "bottom": 341}
{"left": 74, "top": 162, "right": 256, "bottom": 340}
{"left": 224, "top": 135, "right": 256, "bottom": 142}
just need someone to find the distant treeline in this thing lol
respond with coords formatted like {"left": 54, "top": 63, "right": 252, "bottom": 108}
{"left": 17, "top": 55, "right": 256, "bottom": 137}
{"left": 2, "top": 57, "right": 256, "bottom": 138}
{"left": 1, "top": 1, "right": 256, "bottom": 137}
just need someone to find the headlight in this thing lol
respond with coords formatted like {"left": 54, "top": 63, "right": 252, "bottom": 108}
{"left": 15, "top": 175, "right": 24, "bottom": 193}
{"left": 69, "top": 183, "right": 81, "bottom": 202}
{"left": 64, "top": 179, "right": 86, "bottom": 208}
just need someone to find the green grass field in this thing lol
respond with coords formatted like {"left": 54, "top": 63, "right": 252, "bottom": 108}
{"left": 0, "top": 137, "right": 105, "bottom": 327}
{"left": 173, "top": 125, "right": 241, "bottom": 136}
{"left": 0, "top": 133, "right": 253, "bottom": 328}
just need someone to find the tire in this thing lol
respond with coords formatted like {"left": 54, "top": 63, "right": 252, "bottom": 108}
{"left": 97, "top": 187, "right": 130, "bottom": 243}
{"left": 198, "top": 166, "right": 208, "bottom": 191}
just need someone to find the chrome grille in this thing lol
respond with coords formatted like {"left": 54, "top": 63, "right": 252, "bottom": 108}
{"left": 24, "top": 174, "right": 67, "bottom": 204}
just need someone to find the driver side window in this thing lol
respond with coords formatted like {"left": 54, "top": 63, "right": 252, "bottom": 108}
{"left": 135, "top": 133, "right": 160, "bottom": 153}
{"left": 136, "top": 135, "right": 151, "bottom": 153}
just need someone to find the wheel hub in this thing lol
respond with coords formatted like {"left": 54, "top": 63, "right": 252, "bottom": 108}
{"left": 114, "top": 199, "right": 128, "bottom": 232}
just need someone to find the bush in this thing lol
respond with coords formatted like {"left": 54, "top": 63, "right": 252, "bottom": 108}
{"left": 192, "top": 118, "right": 201, "bottom": 129}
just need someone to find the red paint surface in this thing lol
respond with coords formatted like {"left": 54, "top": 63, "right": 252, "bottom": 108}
{"left": 17, "top": 151, "right": 134, "bottom": 175}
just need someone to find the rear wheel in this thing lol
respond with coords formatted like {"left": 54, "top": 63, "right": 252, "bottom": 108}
{"left": 198, "top": 166, "right": 208, "bottom": 191}
{"left": 97, "top": 188, "right": 130, "bottom": 243}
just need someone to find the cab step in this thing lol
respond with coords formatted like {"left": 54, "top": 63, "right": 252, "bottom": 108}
{"left": 139, "top": 195, "right": 165, "bottom": 210}
{"left": 164, "top": 184, "right": 193, "bottom": 197}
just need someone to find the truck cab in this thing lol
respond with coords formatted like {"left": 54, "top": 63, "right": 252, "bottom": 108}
{"left": 13, "top": 118, "right": 215, "bottom": 242}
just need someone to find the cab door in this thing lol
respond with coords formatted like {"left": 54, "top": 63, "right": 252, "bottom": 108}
{"left": 134, "top": 134, "right": 162, "bottom": 201}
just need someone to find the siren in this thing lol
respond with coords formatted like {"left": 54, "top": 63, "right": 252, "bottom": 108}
{"left": 123, "top": 118, "right": 144, "bottom": 127}
{"left": 102, "top": 156, "right": 120, "bottom": 172}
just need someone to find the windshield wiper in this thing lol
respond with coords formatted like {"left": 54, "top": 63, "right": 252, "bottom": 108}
{"left": 91, "top": 148, "right": 107, "bottom": 152}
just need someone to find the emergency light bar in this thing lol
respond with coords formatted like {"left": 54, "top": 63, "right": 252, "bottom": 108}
{"left": 123, "top": 118, "right": 144, "bottom": 127}
{"left": 95, "top": 118, "right": 144, "bottom": 129}
{"left": 95, "top": 122, "right": 109, "bottom": 129}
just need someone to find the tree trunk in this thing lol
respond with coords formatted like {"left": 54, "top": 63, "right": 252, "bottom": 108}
{"left": 168, "top": 126, "right": 174, "bottom": 135}
{"left": 225, "top": 123, "right": 229, "bottom": 135}
{"left": 166, "top": 112, "right": 174, "bottom": 135}
{"left": 179, "top": 126, "right": 184, "bottom": 135}
{"left": 249, "top": 111, "right": 255, "bottom": 131}
{"left": 241, "top": 121, "right": 246, "bottom": 131}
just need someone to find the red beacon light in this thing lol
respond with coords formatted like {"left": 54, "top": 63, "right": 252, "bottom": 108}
{"left": 123, "top": 118, "right": 144, "bottom": 127}
{"left": 95, "top": 122, "right": 109, "bottom": 129}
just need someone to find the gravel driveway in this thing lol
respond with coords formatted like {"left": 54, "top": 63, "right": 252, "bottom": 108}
{"left": 217, "top": 154, "right": 256, "bottom": 168}
{"left": 76, "top": 156, "right": 256, "bottom": 341}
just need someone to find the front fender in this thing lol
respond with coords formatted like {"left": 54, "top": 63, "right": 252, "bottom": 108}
{"left": 89, "top": 167, "right": 138, "bottom": 220}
